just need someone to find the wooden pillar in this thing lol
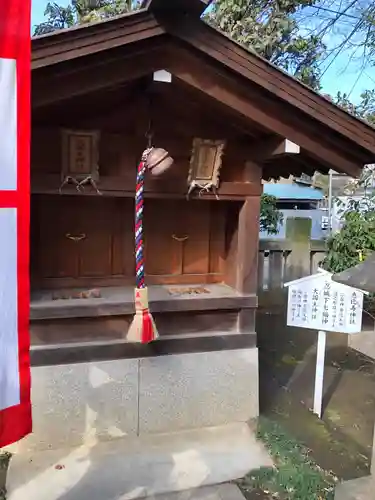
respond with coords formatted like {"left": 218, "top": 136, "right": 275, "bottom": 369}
{"left": 235, "top": 196, "right": 261, "bottom": 294}
{"left": 236, "top": 159, "right": 261, "bottom": 295}
{"left": 225, "top": 161, "right": 261, "bottom": 333}
{"left": 237, "top": 196, "right": 260, "bottom": 333}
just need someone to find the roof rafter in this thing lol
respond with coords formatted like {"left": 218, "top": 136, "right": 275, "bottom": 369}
{"left": 30, "top": 0, "right": 375, "bottom": 177}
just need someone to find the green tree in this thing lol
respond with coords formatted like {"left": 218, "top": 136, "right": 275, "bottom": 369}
{"left": 34, "top": 2, "right": 75, "bottom": 34}
{"left": 260, "top": 194, "right": 283, "bottom": 235}
{"left": 334, "top": 89, "right": 375, "bottom": 125}
{"left": 320, "top": 192, "right": 375, "bottom": 313}
{"left": 75, "top": 0, "right": 138, "bottom": 23}
{"left": 206, "top": 0, "right": 325, "bottom": 89}
{"left": 321, "top": 167, "right": 375, "bottom": 273}
{"left": 34, "top": 1, "right": 140, "bottom": 35}
{"left": 322, "top": 209, "right": 375, "bottom": 273}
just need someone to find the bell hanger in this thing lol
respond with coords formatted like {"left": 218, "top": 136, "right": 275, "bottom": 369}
{"left": 143, "top": 84, "right": 174, "bottom": 176}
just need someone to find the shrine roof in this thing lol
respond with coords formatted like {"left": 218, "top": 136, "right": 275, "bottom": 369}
{"left": 140, "top": 0, "right": 212, "bottom": 17}
{"left": 333, "top": 254, "right": 375, "bottom": 293}
{"left": 31, "top": 0, "right": 375, "bottom": 179}
{"left": 284, "top": 270, "right": 331, "bottom": 288}
{"left": 285, "top": 269, "right": 368, "bottom": 293}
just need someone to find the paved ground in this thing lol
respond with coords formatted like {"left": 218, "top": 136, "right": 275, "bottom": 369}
{"left": 335, "top": 476, "right": 374, "bottom": 499}
{"left": 7, "top": 422, "right": 272, "bottom": 500}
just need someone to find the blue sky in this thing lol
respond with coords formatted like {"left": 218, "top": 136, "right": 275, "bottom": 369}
{"left": 31, "top": 0, "right": 70, "bottom": 30}
{"left": 31, "top": 0, "right": 375, "bottom": 104}
{"left": 321, "top": 56, "right": 375, "bottom": 103}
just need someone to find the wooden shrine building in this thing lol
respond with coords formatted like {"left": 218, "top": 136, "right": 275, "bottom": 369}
{"left": 8, "top": 0, "right": 375, "bottom": 497}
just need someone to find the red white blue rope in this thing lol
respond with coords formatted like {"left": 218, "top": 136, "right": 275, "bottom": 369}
{"left": 135, "top": 148, "right": 152, "bottom": 289}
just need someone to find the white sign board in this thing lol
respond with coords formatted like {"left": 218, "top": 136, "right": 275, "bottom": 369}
{"left": 284, "top": 271, "right": 364, "bottom": 334}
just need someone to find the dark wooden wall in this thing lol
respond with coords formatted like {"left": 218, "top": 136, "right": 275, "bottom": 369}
{"left": 31, "top": 84, "right": 259, "bottom": 185}
{"left": 31, "top": 87, "right": 261, "bottom": 290}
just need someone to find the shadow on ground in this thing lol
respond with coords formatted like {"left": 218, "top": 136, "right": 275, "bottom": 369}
{"left": 257, "top": 292, "right": 375, "bottom": 481}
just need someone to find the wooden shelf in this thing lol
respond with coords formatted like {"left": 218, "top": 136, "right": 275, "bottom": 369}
{"left": 31, "top": 174, "right": 261, "bottom": 200}
{"left": 30, "top": 283, "right": 257, "bottom": 321}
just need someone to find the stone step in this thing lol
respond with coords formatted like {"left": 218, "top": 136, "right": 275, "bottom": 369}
{"left": 150, "top": 484, "right": 246, "bottom": 500}
{"left": 7, "top": 422, "right": 272, "bottom": 500}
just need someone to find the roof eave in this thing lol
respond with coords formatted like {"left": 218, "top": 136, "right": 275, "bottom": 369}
{"left": 32, "top": 10, "right": 165, "bottom": 70}
{"left": 141, "top": 0, "right": 213, "bottom": 17}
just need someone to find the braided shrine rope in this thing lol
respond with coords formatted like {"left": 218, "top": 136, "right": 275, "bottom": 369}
{"left": 127, "top": 148, "right": 158, "bottom": 344}
{"left": 135, "top": 148, "right": 152, "bottom": 289}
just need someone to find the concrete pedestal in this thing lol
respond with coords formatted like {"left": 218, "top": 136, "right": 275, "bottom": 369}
{"left": 6, "top": 348, "right": 272, "bottom": 500}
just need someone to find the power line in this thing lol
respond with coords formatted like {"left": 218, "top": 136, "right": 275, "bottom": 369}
{"left": 347, "top": 64, "right": 366, "bottom": 98}
{"left": 364, "top": 70, "right": 375, "bottom": 86}
{"left": 318, "top": 16, "right": 365, "bottom": 76}
{"left": 298, "top": 0, "right": 363, "bottom": 64}
{"left": 307, "top": 4, "right": 361, "bottom": 20}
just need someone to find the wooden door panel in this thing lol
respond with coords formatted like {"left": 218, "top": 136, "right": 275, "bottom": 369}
{"left": 38, "top": 196, "right": 80, "bottom": 279}
{"left": 112, "top": 199, "right": 134, "bottom": 277}
{"left": 182, "top": 201, "right": 210, "bottom": 275}
{"left": 35, "top": 196, "right": 226, "bottom": 286}
{"left": 209, "top": 203, "right": 226, "bottom": 274}
{"left": 144, "top": 200, "right": 182, "bottom": 276}
{"left": 78, "top": 198, "right": 113, "bottom": 277}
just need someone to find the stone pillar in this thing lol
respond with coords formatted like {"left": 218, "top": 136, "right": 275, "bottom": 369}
{"left": 284, "top": 217, "right": 312, "bottom": 281}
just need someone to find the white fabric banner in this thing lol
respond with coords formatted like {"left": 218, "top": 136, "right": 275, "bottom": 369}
{"left": 0, "top": 58, "right": 17, "bottom": 190}
{"left": 0, "top": 208, "right": 19, "bottom": 410}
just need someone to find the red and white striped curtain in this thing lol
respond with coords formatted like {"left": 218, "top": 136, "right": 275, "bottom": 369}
{"left": 0, "top": 0, "right": 32, "bottom": 447}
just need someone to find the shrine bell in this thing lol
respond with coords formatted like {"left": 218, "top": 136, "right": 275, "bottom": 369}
{"left": 145, "top": 147, "right": 174, "bottom": 176}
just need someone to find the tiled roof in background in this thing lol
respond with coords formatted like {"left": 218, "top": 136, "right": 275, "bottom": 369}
{"left": 263, "top": 183, "right": 324, "bottom": 200}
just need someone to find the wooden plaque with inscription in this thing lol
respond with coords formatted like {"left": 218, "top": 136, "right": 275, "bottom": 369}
{"left": 188, "top": 138, "right": 225, "bottom": 190}
{"left": 61, "top": 129, "right": 100, "bottom": 181}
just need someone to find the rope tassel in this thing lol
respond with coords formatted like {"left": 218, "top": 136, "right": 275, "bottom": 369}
{"left": 127, "top": 149, "right": 159, "bottom": 344}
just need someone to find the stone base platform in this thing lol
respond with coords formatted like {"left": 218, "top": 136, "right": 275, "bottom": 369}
{"left": 6, "top": 348, "right": 267, "bottom": 499}
{"left": 335, "top": 476, "right": 374, "bottom": 499}
{"left": 7, "top": 422, "right": 272, "bottom": 500}
{"left": 152, "top": 484, "right": 246, "bottom": 500}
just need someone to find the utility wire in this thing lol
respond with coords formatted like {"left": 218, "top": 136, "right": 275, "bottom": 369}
{"left": 364, "top": 70, "right": 375, "bottom": 85}
{"left": 308, "top": 3, "right": 361, "bottom": 20}
{"left": 347, "top": 64, "right": 366, "bottom": 98}
{"left": 318, "top": 17, "right": 365, "bottom": 76}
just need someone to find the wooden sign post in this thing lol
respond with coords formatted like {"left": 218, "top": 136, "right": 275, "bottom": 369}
{"left": 284, "top": 269, "right": 366, "bottom": 418}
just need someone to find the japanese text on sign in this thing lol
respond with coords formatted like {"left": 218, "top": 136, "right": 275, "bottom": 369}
{"left": 286, "top": 273, "right": 364, "bottom": 334}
